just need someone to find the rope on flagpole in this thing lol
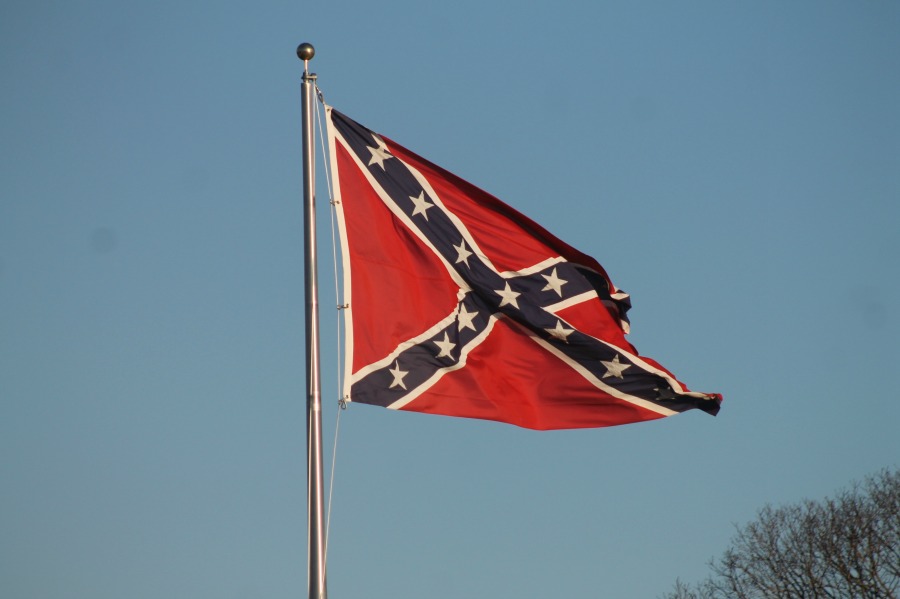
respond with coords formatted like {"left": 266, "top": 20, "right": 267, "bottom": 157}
{"left": 313, "top": 85, "right": 345, "bottom": 571}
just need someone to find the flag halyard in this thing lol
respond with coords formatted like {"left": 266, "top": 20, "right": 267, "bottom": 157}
{"left": 326, "top": 107, "right": 721, "bottom": 430}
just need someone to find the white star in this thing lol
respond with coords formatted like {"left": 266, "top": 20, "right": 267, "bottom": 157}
{"left": 388, "top": 360, "right": 408, "bottom": 390}
{"left": 601, "top": 354, "right": 631, "bottom": 379}
{"left": 409, "top": 191, "right": 434, "bottom": 220}
{"left": 367, "top": 139, "right": 392, "bottom": 169}
{"left": 454, "top": 240, "right": 473, "bottom": 266}
{"left": 457, "top": 303, "right": 479, "bottom": 331}
{"left": 495, "top": 282, "right": 521, "bottom": 309}
{"left": 541, "top": 267, "right": 568, "bottom": 297}
{"left": 433, "top": 332, "right": 456, "bottom": 360}
{"left": 545, "top": 319, "right": 575, "bottom": 343}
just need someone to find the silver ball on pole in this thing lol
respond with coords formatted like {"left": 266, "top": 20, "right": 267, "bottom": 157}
{"left": 296, "top": 43, "right": 315, "bottom": 61}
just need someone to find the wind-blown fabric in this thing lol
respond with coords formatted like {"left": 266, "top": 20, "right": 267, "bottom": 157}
{"left": 326, "top": 107, "right": 721, "bottom": 430}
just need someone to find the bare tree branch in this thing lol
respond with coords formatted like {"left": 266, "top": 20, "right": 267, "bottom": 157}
{"left": 660, "top": 468, "right": 899, "bottom": 599}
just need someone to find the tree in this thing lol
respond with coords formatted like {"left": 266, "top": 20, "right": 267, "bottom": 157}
{"left": 661, "top": 468, "right": 900, "bottom": 599}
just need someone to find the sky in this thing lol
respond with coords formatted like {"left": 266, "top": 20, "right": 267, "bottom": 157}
{"left": 1, "top": 1, "right": 898, "bottom": 598}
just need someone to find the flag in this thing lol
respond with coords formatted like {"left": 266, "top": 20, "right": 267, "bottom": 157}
{"left": 326, "top": 107, "right": 722, "bottom": 430}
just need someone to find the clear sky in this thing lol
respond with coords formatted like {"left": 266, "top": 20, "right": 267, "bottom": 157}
{"left": 1, "top": 1, "right": 898, "bottom": 598}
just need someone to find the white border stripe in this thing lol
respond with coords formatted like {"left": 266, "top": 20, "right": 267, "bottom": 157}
{"left": 544, "top": 290, "right": 599, "bottom": 314}
{"left": 499, "top": 256, "right": 567, "bottom": 279}
{"left": 324, "top": 106, "right": 355, "bottom": 403}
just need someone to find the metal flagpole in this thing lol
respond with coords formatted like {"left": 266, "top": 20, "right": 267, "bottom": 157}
{"left": 297, "top": 42, "right": 327, "bottom": 599}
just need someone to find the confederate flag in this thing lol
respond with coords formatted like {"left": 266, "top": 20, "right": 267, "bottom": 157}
{"left": 326, "top": 107, "right": 722, "bottom": 430}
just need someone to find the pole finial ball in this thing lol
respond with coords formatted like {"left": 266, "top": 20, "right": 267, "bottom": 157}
{"left": 297, "top": 43, "right": 315, "bottom": 61}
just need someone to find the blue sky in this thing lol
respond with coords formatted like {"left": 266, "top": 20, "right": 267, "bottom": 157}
{"left": 1, "top": 1, "right": 898, "bottom": 598}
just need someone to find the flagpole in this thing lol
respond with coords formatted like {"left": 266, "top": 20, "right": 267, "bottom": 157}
{"left": 297, "top": 42, "right": 327, "bottom": 599}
